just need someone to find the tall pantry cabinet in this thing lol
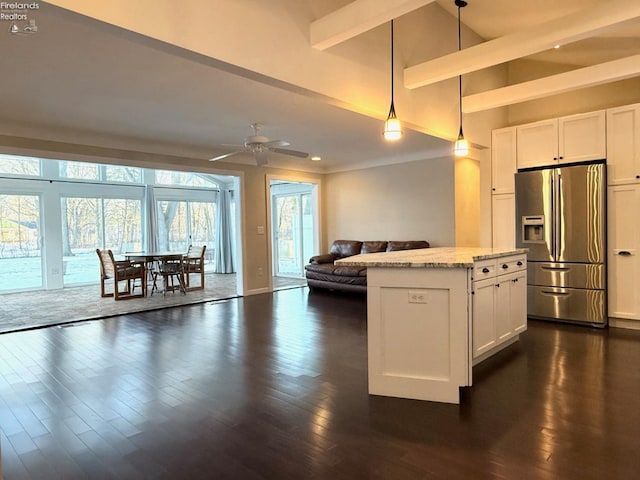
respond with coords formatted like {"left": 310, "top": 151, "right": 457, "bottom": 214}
{"left": 607, "top": 103, "right": 640, "bottom": 329}
{"left": 491, "top": 127, "right": 516, "bottom": 249}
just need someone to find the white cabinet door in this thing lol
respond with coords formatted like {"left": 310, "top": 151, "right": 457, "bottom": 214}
{"left": 607, "top": 104, "right": 640, "bottom": 186}
{"left": 558, "top": 110, "right": 606, "bottom": 164}
{"left": 492, "top": 193, "right": 515, "bottom": 249}
{"left": 492, "top": 127, "right": 517, "bottom": 194}
{"left": 495, "top": 277, "right": 512, "bottom": 342}
{"left": 516, "top": 111, "right": 606, "bottom": 170}
{"left": 509, "top": 270, "right": 527, "bottom": 335}
{"left": 516, "top": 119, "right": 558, "bottom": 169}
{"left": 472, "top": 278, "right": 497, "bottom": 358}
{"left": 608, "top": 185, "right": 640, "bottom": 320}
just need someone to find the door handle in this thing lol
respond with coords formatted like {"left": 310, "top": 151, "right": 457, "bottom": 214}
{"left": 541, "top": 290, "right": 570, "bottom": 296}
{"left": 541, "top": 266, "right": 570, "bottom": 271}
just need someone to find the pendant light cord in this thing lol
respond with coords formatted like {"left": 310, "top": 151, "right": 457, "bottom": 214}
{"left": 390, "top": 19, "right": 395, "bottom": 113}
{"left": 457, "top": 3, "right": 463, "bottom": 132}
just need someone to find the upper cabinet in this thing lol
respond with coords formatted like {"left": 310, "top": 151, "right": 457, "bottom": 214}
{"left": 606, "top": 103, "right": 640, "bottom": 186}
{"left": 516, "top": 119, "right": 558, "bottom": 169}
{"left": 516, "top": 110, "right": 606, "bottom": 170}
{"left": 491, "top": 127, "right": 517, "bottom": 194}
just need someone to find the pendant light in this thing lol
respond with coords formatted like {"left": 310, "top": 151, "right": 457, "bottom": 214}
{"left": 383, "top": 19, "right": 402, "bottom": 141}
{"left": 454, "top": 0, "right": 469, "bottom": 156}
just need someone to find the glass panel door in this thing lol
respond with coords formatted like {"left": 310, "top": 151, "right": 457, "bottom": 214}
{"left": 61, "top": 196, "right": 142, "bottom": 285}
{"left": 0, "top": 194, "right": 42, "bottom": 291}
{"left": 274, "top": 194, "right": 311, "bottom": 277}
{"left": 157, "top": 200, "right": 215, "bottom": 268}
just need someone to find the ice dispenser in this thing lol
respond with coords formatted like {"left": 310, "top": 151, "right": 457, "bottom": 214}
{"left": 522, "top": 215, "right": 545, "bottom": 243}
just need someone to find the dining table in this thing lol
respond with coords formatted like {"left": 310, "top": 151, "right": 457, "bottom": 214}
{"left": 124, "top": 251, "right": 186, "bottom": 295}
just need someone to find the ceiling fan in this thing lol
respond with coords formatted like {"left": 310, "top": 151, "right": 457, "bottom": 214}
{"left": 209, "top": 123, "right": 309, "bottom": 166}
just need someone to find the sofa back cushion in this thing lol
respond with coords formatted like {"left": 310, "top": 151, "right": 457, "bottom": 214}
{"left": 361, "top": 241, "right": 388, "bottom": 254}
{"left": 330, "top": 240, "right": 363, "bottom": 258}
{"left": 386, "top": 240, "right": 430, "bottom": 252}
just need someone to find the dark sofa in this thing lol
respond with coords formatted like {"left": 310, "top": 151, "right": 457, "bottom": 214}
{"left": 305, "top": 240, "right": 430, "bottom": 293}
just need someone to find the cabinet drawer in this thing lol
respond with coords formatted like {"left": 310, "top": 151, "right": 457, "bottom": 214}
{"left": 496, "top": 255, "right": 526, "bottom": 275}
{"left": 473, "top": 259, "right": 496, "bottom": 280}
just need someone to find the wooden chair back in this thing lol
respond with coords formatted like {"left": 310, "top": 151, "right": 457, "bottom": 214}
{"left": 183, "top": 245, "right": 206, "bottom": 290}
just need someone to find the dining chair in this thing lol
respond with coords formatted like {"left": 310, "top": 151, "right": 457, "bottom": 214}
{"left": 182, "top": 245, "right": 206, "bottom": 290}
{"left": 154, "top": 254, "right": 187, "bottom": 296}
{"left": 96, "top": 249, "right": 146, "bottom": 300}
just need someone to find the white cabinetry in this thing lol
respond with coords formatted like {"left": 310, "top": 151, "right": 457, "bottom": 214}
{"left": 492, "top": 127, "right": 517, "bottom": 194}
{"left": 472, "top": 255, "right": 527, "bottom": 362}
{"left": 492, "top": 193, "right": 515, "bottom": 249}
{"left": 491, "top": 127, "right": 516, "bottom": 249}
{"left": 608, "top": 185, "right": 640, "bottom": 328}
{"left": 607, "top": 103, "right": 640, "bottom": 185}
{"left": 516, "top": 110, "right": 606, "bottom": 169}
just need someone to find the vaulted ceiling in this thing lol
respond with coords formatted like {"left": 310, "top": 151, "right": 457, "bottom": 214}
{"left": 1, "top": 0, "right": 639, "bottom": 173}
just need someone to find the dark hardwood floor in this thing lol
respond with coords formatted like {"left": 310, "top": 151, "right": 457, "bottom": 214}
{"left": 1, "top": 287, "right": 639, "bottom": 479}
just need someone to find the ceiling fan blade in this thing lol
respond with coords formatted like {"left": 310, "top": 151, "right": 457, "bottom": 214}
{"left": 255, "top": 150, "right": 268, "bottom": 166}
{"left": 264, "top": 139, "right": 290, "bottom": 148}
{"left": 209, "top": 151, "right": 241, "bottom": 162}
{"left": 270, "top": 147, "right": 309, "bottom": 158}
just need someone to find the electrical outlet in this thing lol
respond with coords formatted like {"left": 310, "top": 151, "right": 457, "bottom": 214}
{"left": 408, "top": 291, "right": 428, "bottom": 304}
{"left": 257, "top": 267, "right": 263, "bottom": 276}
{"left": 257, "top": 226, "right": 265, "bottom": 234}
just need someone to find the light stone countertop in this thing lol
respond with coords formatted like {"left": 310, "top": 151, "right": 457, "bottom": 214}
{"left": 335, "top": 247, "right": 528, "bottom": 268}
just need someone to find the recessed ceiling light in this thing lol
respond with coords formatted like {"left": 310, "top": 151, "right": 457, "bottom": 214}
{"left": 311, "top": 156, "right": 321, "bottom": 161}
{"left": 554, "top": 44, "right": 561, "bottom": 49}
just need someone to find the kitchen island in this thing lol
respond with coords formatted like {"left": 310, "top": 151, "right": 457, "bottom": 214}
{"left": 336, "top": 247, "right": 528, "bottom": 404}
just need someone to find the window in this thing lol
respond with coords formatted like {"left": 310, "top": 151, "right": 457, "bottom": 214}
{"left": 59, "top": 161, "right": 142, "bottom": 184}
{"left": 157, "top": 200, "right": 215, "bottom": 265}
{"left": 61, "top": 196, "right": 142, "bottom": 285}
{"left": 0, "top": 154, "right": 41, "bottom": 177}
{"left": 155, "top": 170, "right": 218, "bottom": 188}
{"left": 0, "top": 194, "right": 42, "bottom": 291}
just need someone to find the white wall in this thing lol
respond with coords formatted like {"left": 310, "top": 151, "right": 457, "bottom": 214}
{"left": 324, "top": 157, "right": 455, "bottom": 247}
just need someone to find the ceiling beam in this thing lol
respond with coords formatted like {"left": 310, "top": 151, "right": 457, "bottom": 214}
{"left": 310, "top": 0, "right": 436, "bottom": 50}
{"left": 405, "top": 0, "right": 640, "bottom": 89}
{"left": 462, "top": 54, "right": 640, "bottom": 113}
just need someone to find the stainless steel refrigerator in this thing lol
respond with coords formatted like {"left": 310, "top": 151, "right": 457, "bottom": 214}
{"left": 515, "top": 162, "right": 606, "bottom": 326}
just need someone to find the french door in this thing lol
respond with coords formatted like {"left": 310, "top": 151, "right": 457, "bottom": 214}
{"left": 0, "top": 194, "right": 42, "bottom": 291}
{"left": 272, "top": 192, "right": 313, "bottom": 277}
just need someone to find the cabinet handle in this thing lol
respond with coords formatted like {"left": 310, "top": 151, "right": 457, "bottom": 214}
{"left": 559, "top": 156, "right": 564, "bottom": 160}
{"left": 517, "top": 261, "right": 523, "bottom": 266}
{"left": 482, "top": 267, "right": 490, "bottom": 273}
{"left": 618, "top": 251, "right": 632, "bottom": 256}
{"left": 636, "top": 175, "right": 640, "bottom": 179}
{"left": 492, "top": 187, "right": 496, "bottom": 191}
{"left": 553, "top": 157, "right": 558, "bottom": 160}
{"left": 496, "top": 284, "right": 500, "bottom": 288}
{"left": 502, "top": 264, "right": 509, "bottom": 269}
{"left": 512, "top": 278, "right": 518, "bottom": 283}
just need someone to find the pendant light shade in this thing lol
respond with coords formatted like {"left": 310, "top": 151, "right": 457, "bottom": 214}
{"left": 454, "top": 0, "right": 467, "bottom": 156}
{"left": 383, "top": 19, "right": 402, "bottom": 141}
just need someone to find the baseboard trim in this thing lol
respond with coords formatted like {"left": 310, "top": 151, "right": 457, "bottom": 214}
{"left": 609, "top": 317, "right": 640, "bottom": 330}
{"left": 245, "top": 287, "right": 270, "bottom": 296}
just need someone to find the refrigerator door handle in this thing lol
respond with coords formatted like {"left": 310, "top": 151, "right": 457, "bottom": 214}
{"left": 541, "top": 266, "right": 570, "bottom": 271}
{"left": 541, "top": 290, "right": 570, "bottom": 296}
{"left": 555, "top": 170, "right": 563, "bottom": 262}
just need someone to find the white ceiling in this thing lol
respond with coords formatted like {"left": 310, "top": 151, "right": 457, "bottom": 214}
{"left": 1, "top": 1, "right": 639, "bottom": 173}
